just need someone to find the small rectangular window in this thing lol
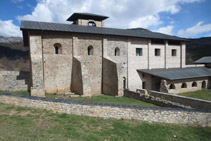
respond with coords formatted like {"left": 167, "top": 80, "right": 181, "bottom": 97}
{"left": 136, "top": 48, "right": 142, "bottom": 56}
{"left": 168, "top": 40, "right": 181, "bottom": 45}
{"left": 151, "top": 39, "right": 165, "bottom": 45}
{"left": 142, "top": 82, "right": 146, "bottom": 89}
{"left": 155, "top": 48, "right": 160, "bottom": 56}
{"left": 172, "top": 49, "right": 177, "bottom": 56}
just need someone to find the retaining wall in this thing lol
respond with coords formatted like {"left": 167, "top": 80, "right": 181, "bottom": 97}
{"left": 150, "top": 90, "right": 211, "bottom": 110}
{"left": 124, "top": 89, "right": 211, "bottom": 110}
{"left": 0, "top": 71, "right": 30, "bottom": 91}
{"left": 0, "top": 93, "right": 210, "bottom": 127}
{"left": 124, "top": 90, "right": 187, "bottom": 108}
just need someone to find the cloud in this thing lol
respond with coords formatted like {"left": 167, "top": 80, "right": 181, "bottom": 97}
{"left": 129, "top": 15, "right": 162, "bottom": 28}
{"left": 0, "top": 20, "right": 22, "bottom": 37}
{"left": 178, "top": 21, "right": 211, "bottom": 37}
{"left": 11, "top": 0, "right": 24, "bottom": 3}
{"left": 17, "top": 0, "right": 205, "bottom": 29}
{"left": 0, "top": 0, "right": 205, "bottom": 37}
{"left": 154, "top": 25, "right": 174, "bottom": 35}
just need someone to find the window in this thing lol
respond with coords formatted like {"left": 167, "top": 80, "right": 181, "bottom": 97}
{"left": 136, "top": 48, "right": 142, "bottom": 56}
{"left": 151, "top": 39, "right": 165, "bottom": 45}
{"left": 115, "top": 47, "right": 120, "bottom": 56}
{"left": 202, "top": 81, "right": 206, "bottom": 89}
{"left": 192, "top": 82, "right": 197, "bottom": 87}
{"left": 155, "top": 48, "right": 160, "bottom": 56}
{"left": 168, "top": 40, "right": 181, "bottom": 45}
{"left": 181, "top": 83, "right": 187, "bottom": 88}
{"left": 54, "top": 43, "right": 62, "bottom": 54}
{"left": 88, "top": 46, "right": 94, "bottom": 55}
{"left": 123, "top": 77, "right": 126, "bottom": 89}
{"left": 172, "top": 49, "right": 177, "bottom": 56}
{"left": 88, "top": 21, "right": 96, "bottom": 27}
{"left": 142, "top": 82, "right": 146, "bottom": 89}
{"left": 169, "top": 84, "right": 175, "bottom": 89}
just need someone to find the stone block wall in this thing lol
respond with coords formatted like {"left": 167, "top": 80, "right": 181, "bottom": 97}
{"left": 102, "top": 58, "right": 118, "bottom": 96}
{"left": 42, "top": 32, "right": 72, "bottom": 93}
{"left": 0, "top": 71, "right": 30, "bottom": 91}
{"left": 29, "top": 33, "right": 45, "bottom": 97}
{"left": 26, "top": 30, "right": 187, "bottom": 96}
{"left": 149, "top": 90, "right": 211, "bottom": 110}
{"left": 0, "top": 93, "right": 210, "bottom": 127}
{"left": 128, "top": 39, "right": 149, "bottom": 91}
{"left": 76, "top": 19, "right": 104, "bottom": 27}
{"left": 71, "top": 57, "right": 83, "bottom": 95}
{"left": 161, "top": 78, "right": 209, "bottom": 94}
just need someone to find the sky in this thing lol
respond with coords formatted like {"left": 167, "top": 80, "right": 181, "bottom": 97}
{"left": 0, "top": 0, "right": 211, "bottom": 38}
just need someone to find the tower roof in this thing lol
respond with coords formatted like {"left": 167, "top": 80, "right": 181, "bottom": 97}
{"left": 67, "top": 13, "right": 109, "bottom": 21}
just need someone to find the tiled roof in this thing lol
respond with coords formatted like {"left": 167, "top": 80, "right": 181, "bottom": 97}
{"left": 20, "top": 20, "right": 186, "bottom": 41}
{"left": 137, "top": 67, "right": 211, "bottom": 80}
{"left": 194, "top": 56, "right": 211, "bottom": 64}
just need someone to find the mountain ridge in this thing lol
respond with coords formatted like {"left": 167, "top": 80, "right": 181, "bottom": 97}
{"left": 0, "top": 36, "right": 23, "bottom": 43}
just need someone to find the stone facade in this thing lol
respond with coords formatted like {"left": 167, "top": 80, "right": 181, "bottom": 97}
{"left": 0, "top": 71, "right": 30, "bottom": 91}
{"left": 128, "top": 40, "right": 186, "bottom": 91}
{"left": 160, "top": 78, "right": 209, "bottom": 93}
{"left": 0, "top": 93, "right": 210, "bottom": 127}
{"left": 21, "top": 13, "right": 211, "bottom": 97}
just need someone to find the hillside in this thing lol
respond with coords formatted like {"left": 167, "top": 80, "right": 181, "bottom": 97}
{"left": 186, "top": 37, "right": 211, "bottom": 64}
{"left": 0, "top": 37, "right": 29, "bottom": 71}
{"left": 0, "top": 36, "right": 210, "bottom": 71}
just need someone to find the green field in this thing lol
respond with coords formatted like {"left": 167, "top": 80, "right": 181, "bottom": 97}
{"left": 0, "top": 103, "right": 210, "bottom": 141}
{"left": 179, "top": 90, "right": 211, "bottom": 101}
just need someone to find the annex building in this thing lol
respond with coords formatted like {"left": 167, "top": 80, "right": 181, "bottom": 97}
{"left": 20, "top": 13, "right": 211, "bottom": 97}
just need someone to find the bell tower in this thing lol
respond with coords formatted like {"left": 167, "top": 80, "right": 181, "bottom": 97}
{"left": 67, "top": 13, "right": 108, "bottom": 27}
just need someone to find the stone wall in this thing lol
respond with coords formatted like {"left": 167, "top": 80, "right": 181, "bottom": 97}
{"left": 150, "top": 90, "right": 211, "bottom": 110}
{"left": 71, "top": 57, "right": 83, "bottom": 95}
{"left": 128, "top": 39, "right": 149, "bottom": 91}
{"left": 124, "top": 89, "right": 191, "bottom": 109}
{"left": 0, "top": 71, "right": 30, "bottom": 91}
{"left": 75, "top": 35, "right": 103, "bottom": 96}
{"left": 0, "top": 93, "right": 210, "bottom": 127}
{"left": 76, "top": 19, "right": 104, "bottom": 27}
{"left": 102, "top": 58, "right": 118, "bottom": 96}
{"left": 161, "top": 78, "right": 209, "bottom": 93}
{"left": 42, "top": 32, "right": 72, "bottom": 93}
{"left": 103, "top": 37, "right": 128, "bottom": 96}
{"left": 127, "top": 39, "right": 185, "bottom": 91}
{"left": 26, "top": 30, "right": 187, "bottom": 96}
{"left": 29, "top": 33, "right": 45, "bottom": 97}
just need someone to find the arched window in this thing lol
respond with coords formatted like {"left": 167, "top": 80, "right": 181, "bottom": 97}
{"left": 88, "top": 46, "right": 94, "bottom": 55}
{"left": 202, "top": 81, "right": 206, "bottom": 89}
{"left": 88, "top": 21, "right": 96, "bottom": 27}
{"left": 192, "top": 82, "right": 197, "bottom": 87}
{"left": 54, "top": 43, "right": 62, "bottom": 54}
{"left": 169, "top": 84, "right": 175, "bottom": 89}
{"left": 181, "top": 83, "right": 187, "bottom": 88}
{"left": 115, "top": 47, "right": 120, "bottom": 56}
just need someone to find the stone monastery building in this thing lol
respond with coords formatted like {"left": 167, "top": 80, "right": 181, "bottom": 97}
{"left": 20, "top": 13, "right": 211, "bottom": 97}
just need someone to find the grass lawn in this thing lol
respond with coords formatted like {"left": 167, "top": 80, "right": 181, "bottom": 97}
{"left": 0, "top": 91, "right": 158, "bottom": 107}
{"left": 178, "top": 90, "right": 211, "bottom": 101}
{"left": 46, "top": 93, "right": 158, "bottom": 107}
{"left": 0, "top": 103, "right": 210, "bottom": 141}
{"left": 0, "top": 90, "right": 30, "bottom": 96}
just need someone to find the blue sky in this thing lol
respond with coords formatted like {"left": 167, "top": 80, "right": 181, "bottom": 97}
{"left": 0, "top": 0, "right": 211, "bottom": 38}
